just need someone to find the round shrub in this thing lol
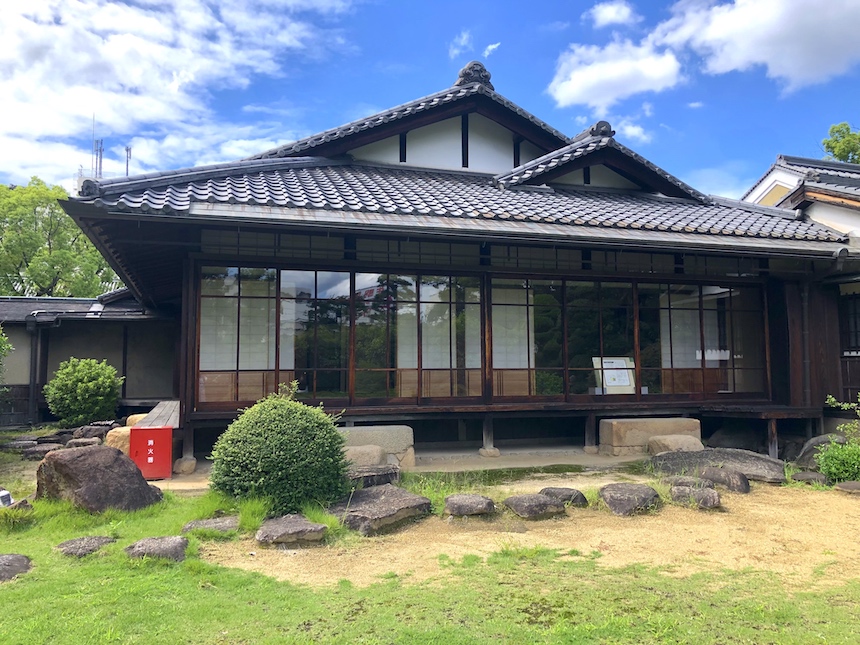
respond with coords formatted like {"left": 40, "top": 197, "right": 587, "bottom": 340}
{"left": 210, "top": 387, "right": 349, "bottom": 515}
{"left": 43, "top": 357, "right": 124, "bottom": 428}
{"left": 815, "top": 439, "right": 860, "bottom": 483}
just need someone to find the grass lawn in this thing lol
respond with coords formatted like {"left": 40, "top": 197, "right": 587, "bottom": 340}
{"left": 2, "top": 486, "right": 860, "bottom": 644}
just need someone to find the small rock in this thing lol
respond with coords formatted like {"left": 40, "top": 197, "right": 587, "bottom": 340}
{"left": 479, "top": 447, "right": 501, "bottom": 458}
{"left": 327, "top": 484, "right": 431, "bottom": 536}
{"left": 72, "top": 425, "right": 109, "bottom": 440}
{"left": 182, "top": 516, "right": 240, "bottom": 534}
{"left": 599, "top": 483, "right": 661, "bottom": 516}
{"left": 670, "top": 485, "right": 721, "bottom": 509}
{"left": 105, "top": 427, "right": 131, "bottom": 456}
{"left": 56, "top": 536, "right": 116, "bottom": 557}
{"left": 662, "top": 476, "right": 714, "bottom": 489}
{"left": 9, "top": 499, "right": 33, "bottom": 511}
{"left": 502, "top": 494, "right": 566, "bottom": 520}
{"left": 347, "top": 465, "right": 400, "bottom": 488}
{"left": 791, "top": 471, "right": 828, "bottom": 485}
{"left": 37, "top": 434, "right": 69, "bottom": 445}
{"left": 0, "top": 554, "right": 32, "bottom": 582}
{"left": 66, "top": 437, "right": 101, "bottom": 449}
{"left": 125, "top": 536, "right": 188, "bottom": 562}
{"left": 444, "top": 494, "right": 496, "bottom": 516}
{"left": 1, "top": 440, "right": 37, "bottom": 452}
{"left": 256, "top": 515, "right": 327, "bottom": 545}
{"left": 700, "top": 466, "right": 750, "bottom": 493}
{"left": 834, "top": 481, "right": 860, "bottom": 495}
{"left": 23, "top": 443, "right": 64, "bottom": 460}
{"left": 706, "top": 424, "right": 764, "bottom": 452}
{"left": 173, "top": 456, "right": 197, "bottom": 475}
{"left": 648, "top": 434, "right": 705, "bottom": 454}
{"left": 539, "top": 487, "right": 588, "bottom": 507}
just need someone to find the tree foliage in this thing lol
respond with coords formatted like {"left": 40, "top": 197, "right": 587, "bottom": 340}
{"left": 0, "top": 177, "right": 118, "bottom": 297}
{"left": 823, "top": 122, "right": 860, "bottom": 164}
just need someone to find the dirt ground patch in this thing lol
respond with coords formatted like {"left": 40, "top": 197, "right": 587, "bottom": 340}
{"left": 201, "top": 472, "right": 860, "bottom": 589}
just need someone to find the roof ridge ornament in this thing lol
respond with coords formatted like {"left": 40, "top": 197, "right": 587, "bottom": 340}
{"left": 454, "top": 61, "right": 494, "bottom": 90}
{"left": 589, "top": 121, "right": 615, "bottom": 137}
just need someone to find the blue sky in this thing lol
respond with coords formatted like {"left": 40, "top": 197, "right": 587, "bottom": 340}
{"left": 3, "top": 0, "right": 860, "bottom": 198}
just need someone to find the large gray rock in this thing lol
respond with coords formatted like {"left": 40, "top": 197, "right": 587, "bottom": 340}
{"left": 503, "top": 494, "right": 566, "bottom": 520}
{"left": 700, "top": 466, "right": 750, "bottom": 493}
{"left": 56, "top": 536, "right": 116, "bottom": 557}
{"left": 125, "top": 536, "right": 188, "bottom": 562}
{"left": 648, "top": 434, "right": 704, "bottom": 454}
{"left": 36, "top": 445, "right": 163, "bottom": 513}
{"left": 539, "top": 487, "right": 588, "bottom": 507}
{"left": 599, "top": 483, "right": 661, "bottom": 516}
{"left": 650, "top": 447, "right": 786, "bottom": 483}
{"left": 444, "top": 494, "right": 496, "bottom": 516}
{"left": 344, "top": 445, "right": 387, "bottom": 467}
{"left": 327, "top": 484, "right": 430, "bottom": 536}
{"left": 2, "top": 440, "right": 37, "bottom": 452}
{"left": 706, "top": 424, "right": 765, "bottom": 452}
{"left": 256, "top": 515, "right": 327, "bottom": 545}
{"left": 795, "top": 434, "right": 847, "bottom": 471}
{"left": 0, "top": 554, "right": 32, "bottom": 582}
{"left": 182, "top": 516, "right": 240, "bottom": 534}
{"left": 670, "top": 485, "right": 721, "bottom": 509}
{"left": 37, "top": 433, "right": 71, "bottom": 445}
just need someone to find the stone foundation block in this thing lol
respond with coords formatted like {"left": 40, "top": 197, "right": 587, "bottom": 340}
{"left": 599, "top": 417, "right": 700, "bottom": 457}
{"left": 341, "top": 425, "right": 415, "bottom": 468}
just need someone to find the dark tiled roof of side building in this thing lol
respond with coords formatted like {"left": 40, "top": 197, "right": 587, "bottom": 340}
{"left": 74, "top": 159, "right": 843, "bottom": 243}
{"left": 742, "top": 154, "right": 860, "bottom": 201}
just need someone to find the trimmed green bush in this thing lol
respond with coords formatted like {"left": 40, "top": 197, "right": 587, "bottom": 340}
{"left": 210, "top": 384, "right": 350, "bottom": 515}
{"left": 821, "top": 394, "right": 860, "bottom": 483}
{"left": 43, "top": 357, "right": 124, "bottom": 427}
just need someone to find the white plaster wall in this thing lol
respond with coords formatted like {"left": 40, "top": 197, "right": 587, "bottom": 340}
{"left": 805, "top": 202, "right": 860, "bottom": 234}
{"left": 401, "top": 118, "right": 462, "bottom": 170}
{"left": 552, "top": 164, "right": 638, "bottom": 189}
{"left": 2, "top": 325, "right": 31, "bottom": 384}
{"left": 468, "top": 113, "right": 516, "bottom": 173}
{"left": 351, "top": 137, "right": 400, "bottom": 165}
{"left": 520, "top": 141, "right": 545, "bottom": 166}
{"left": 744, "top": 167, "right": 801, "bottom": 203}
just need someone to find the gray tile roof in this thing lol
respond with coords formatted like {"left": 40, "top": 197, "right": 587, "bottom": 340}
{"left": 0, "top": 293, "right": 147, "bottom": 324}
{"left": 75, "top": 159, "right": 843, "bottom": 243}
{"left": 494, "top": 123, "right": 706, "bottom": 202}
{"left": 743, "top": 154, "right": 860, "bottom": 201}
{"left": 244, "top": 82, "right": 570, "bottom": 160}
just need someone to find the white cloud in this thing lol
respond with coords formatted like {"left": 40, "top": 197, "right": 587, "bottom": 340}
{"left": 615, "top": 118, "right": 652, "bottom": 144}
{"left": 448, "top": 30, "right": 473, "bottom": 60}
{"left": 574, "top": 115, "right": 589, "bottom": 126}
{"left": 0, "top": 0, "right": 352, "bottom": 187}
{"left": 654, "top": 0, "right": 860, "bottom": 90}
{"left": 542, "top": 21, "right": 571, "bottom": 32}
{"left": 642, "top": 102, "right": 654, "bottom": 117}
{"left": 548, "top": 39, "right": 682, "bottom": 116}
{"left": 585, "top": 1, "right": 642, "bottom": 28}
{"left": 687, "top": 101, "right": 705, "bottom": 109}
{"left": 683, "top": 162, "right": 757, "bottom": 199}
{"left": 483, "top": 42, "right": 501, "bottom": 58}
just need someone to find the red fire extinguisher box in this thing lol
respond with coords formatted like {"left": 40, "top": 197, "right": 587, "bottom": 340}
{"left": 130, "top": 426, "right": 173, "bottom": 480}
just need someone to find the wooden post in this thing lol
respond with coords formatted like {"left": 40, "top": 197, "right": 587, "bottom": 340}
{"left": 584, "top": 413, "right": 597, "bottom": 454}
{"left": 768, "top": 418, "right": 778, "bottom": 459}
{"left": 480, "top": 415, "right": 500, "bottom": 457}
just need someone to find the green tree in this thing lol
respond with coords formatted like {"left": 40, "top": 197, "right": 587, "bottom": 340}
{"left": 823, "top": 122, "right": 860, "bottom": 164}
{"left": 0, "top": 177, "right": 119, "bottom": 296}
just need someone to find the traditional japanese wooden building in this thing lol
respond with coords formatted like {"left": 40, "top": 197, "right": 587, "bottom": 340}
{"left": 61, "top": 63, "right": 855, "bottom": 457}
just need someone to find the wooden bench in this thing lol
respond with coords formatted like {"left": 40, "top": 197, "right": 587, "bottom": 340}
{"left": 134, "top": 400, "right": 180, "bottom": 429}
